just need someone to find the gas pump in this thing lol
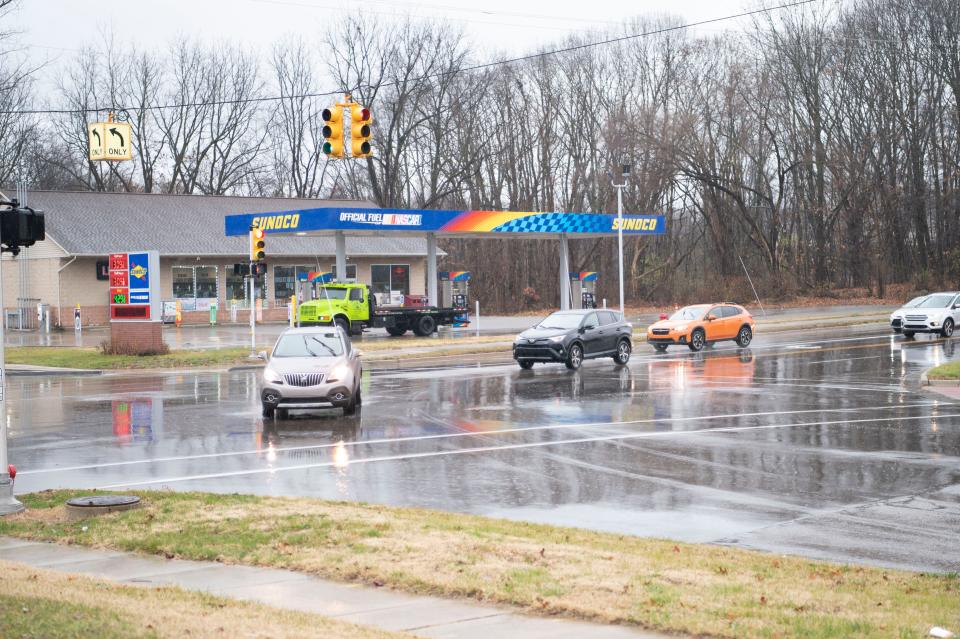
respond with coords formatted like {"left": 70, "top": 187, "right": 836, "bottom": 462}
{"left": 439, "top": 271, "right": 470, "bottom": 326}
{"left": 569, "top": 271, "right": 598, "bottom": 309}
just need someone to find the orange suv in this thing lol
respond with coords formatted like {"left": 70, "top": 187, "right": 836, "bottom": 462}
{"left": 647, "top": 304, "right": 755, "bottom": 352}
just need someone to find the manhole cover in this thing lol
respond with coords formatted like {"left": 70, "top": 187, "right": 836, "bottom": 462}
{"left": 66, "top": 495, "right": 140, "bottom": 508}
{"left": 65, "top": 494, "right": 141, "bottom": 519}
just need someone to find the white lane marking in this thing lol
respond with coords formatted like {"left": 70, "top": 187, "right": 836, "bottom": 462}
{"left": 19, "top": 402, "right": 945, "bottom": 476}
{"left": 806, "top": 355, "right": 884, "bottom": 366}
{"left": 99, "top": 412, "right": 960, "bottom": 489}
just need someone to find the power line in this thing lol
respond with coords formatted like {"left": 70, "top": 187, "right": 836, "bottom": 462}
{"left": 3, "top": 0, "right": 822, "bottom": 116}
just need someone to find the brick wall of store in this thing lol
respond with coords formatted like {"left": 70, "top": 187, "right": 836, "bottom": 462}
{"left": 22, "top": 256, "right": 428, "bottom": 327}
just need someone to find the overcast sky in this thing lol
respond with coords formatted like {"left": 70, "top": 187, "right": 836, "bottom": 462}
{"left": 15, "top": 0, "right": 759, "bottom": 64}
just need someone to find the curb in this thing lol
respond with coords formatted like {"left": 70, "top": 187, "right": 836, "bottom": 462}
{"left": 919, "top": 368, "right": 960, "bottom": 387}
{"left": 227, "top": 364, "right": 265, "bottom": 371}
{"left": 6, "top": 366, "right": 102, "bottom": 377}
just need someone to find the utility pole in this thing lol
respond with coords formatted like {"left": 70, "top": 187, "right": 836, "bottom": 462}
{"left": 612, "top": 164, "right": 631, "bottom": 317}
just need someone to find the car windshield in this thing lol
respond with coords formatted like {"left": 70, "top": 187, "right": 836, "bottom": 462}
{"left": 316, "top": 287, "right": 348, "bottom": 300}
{"left": 273, "top": 333, "right": 344, "bottom": 357}
{"left": 670, "top": 305, "right": 709, "bottom": 321}
{"left": 905, "top": 296, "right": 928, "bottom": 307}
{"left": 915, "top": 294, "right": 955, "bottom": 309}
{"left": 536, "top": 312, "right": 585, "bottom": 330}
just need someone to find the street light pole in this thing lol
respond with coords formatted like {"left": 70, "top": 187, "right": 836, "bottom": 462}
{"left": 612, "top": 164, "right": 630, "bottom": 317}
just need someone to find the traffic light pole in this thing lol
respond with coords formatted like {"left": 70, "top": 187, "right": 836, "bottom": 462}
{"left": 0, "top": 250, "right": 25, "bottom": 516}
{"left": 248, "top": 271, "right": 256, "bottom": 357}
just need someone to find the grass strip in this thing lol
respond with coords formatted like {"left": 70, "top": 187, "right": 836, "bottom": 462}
{"left": 6, "top": 346, "right": 253, "bottom": 370}
{"left": 2, "top": 490, "right": 956, "bottom": 639}
{"left": 926, "top": 361, "right": 960, "bottom": 380}
{"left": 0, "top": 559, "right": 409, "bottom": 639}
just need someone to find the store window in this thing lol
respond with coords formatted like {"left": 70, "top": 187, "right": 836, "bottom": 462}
{"left": 371, "top": 264, "right": 410, "bottom": 296}
{"left": 196, "top": 266, "right": 218, "bottom": 299}
{"left": 274, "top": 265, "right": 312, "bottom": 302}
{"left": 172, "top": 265, "right": 220, "bottom": 307}
{"left": 226, "top": 270, "right": 245, "bottom": 302}
{"left": 330, "top": 264, "right": 358, "bottom": 281}
{"left": 172, "top": 267, "right": 195, "bottom": 298}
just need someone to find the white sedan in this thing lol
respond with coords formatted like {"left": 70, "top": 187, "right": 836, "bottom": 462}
{"left": 891, "top": 292, "right": 960, "bottom": 338}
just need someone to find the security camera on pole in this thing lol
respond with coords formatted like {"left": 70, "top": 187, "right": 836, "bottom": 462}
{"left": 611, "top": 164, "right": 631, "bottom": 318}
{"left": 0, "top": 199, "right": 46, "bottom": 516}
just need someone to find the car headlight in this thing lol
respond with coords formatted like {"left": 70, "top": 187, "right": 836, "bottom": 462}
{"left": 263, "top": 368, "right": 283, "bottom": 384}
{"left": 548, "top": 335, "right": 565, "bottom": 343}
{"left": 673, "top": 324, "right": 688, "bottom": 332}
{"left": 327, "top": 363, "right": 350, "bottom": 383}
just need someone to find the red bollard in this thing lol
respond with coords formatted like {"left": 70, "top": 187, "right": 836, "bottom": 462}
{"left": 7, "top": 464, "right": 15, "bottom": 480}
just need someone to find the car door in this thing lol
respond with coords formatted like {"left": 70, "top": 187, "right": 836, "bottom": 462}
{"left": 580, "top": 312, "right": 603, "bottom": 355}
{"left": 348, "top": 287, "right": 365, "bottom": 321}
{"left": 703, "top": 306, "right": 724, "bottom": 341}
{"left": 719, "top": 305, "right": 742, "bottom": 339}
{"left": 598, "top": 310, "right": 620, "bottom": 351}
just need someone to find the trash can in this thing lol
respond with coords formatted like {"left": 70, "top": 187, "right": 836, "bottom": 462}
{"left": 209, "top": 302, "right": 218, "bottom": 326}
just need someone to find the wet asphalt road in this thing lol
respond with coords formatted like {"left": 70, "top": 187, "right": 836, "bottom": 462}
{"left": 8, "top": 324, "right": 959, "bottom": 573}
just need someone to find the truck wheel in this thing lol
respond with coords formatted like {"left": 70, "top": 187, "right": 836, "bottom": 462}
{"left": 334, "top": 317, "right": 350, "bottom": 334}
{"left": 413, "top": 315, "right": 436, "bottom": 337}
{"left": 386, "top": 327, "right": 406, "bottom": 337}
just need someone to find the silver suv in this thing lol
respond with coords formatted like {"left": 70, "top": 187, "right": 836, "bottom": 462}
{"left": 260, "top": 327, "right": 362, "bottom": 418}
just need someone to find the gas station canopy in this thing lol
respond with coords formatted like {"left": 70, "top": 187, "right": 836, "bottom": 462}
{"left": 224, "top": 207, "right": 666, "bottom": 238}
{"left": 223, "top": 206, "right": 666, "bottom": 311}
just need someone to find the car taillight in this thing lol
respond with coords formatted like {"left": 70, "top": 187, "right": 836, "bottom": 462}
{"left": 659, "top": 313, "right": 668, "bottom": 320}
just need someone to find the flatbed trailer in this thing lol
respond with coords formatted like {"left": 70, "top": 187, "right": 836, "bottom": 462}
{"left": 297, "top": 283, "right": 467, "bottom": 336}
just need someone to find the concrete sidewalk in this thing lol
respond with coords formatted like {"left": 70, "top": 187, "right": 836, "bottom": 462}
{"left": 0, "top": 536, "right": 669, "bottom": 638}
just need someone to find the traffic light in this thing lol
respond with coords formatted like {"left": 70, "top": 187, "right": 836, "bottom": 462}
{"left": 249, "top": 228, "right": 266, "bottom": 262}
{"left": 350, "top": 104, "right": 372, "bottom": 157}
{"left": 0, "top": 200, "right": 44, "bottom": 256}
{"left": 322, "top": 106, "right": 344, "bottom": 158}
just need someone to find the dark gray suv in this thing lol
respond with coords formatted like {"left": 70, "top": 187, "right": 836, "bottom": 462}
{"left": 512, "top": 309, "right": 633, "bottom": 370}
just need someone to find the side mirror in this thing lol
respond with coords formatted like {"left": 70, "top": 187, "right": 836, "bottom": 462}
{"left": 706, "top": 314, "right": 717, "bottom": 322}
{"left": 353, "top": 349, "right": 363, "bottom": 358}
{"left": 257, "top": 351, "right": 268, "bottom": 360}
